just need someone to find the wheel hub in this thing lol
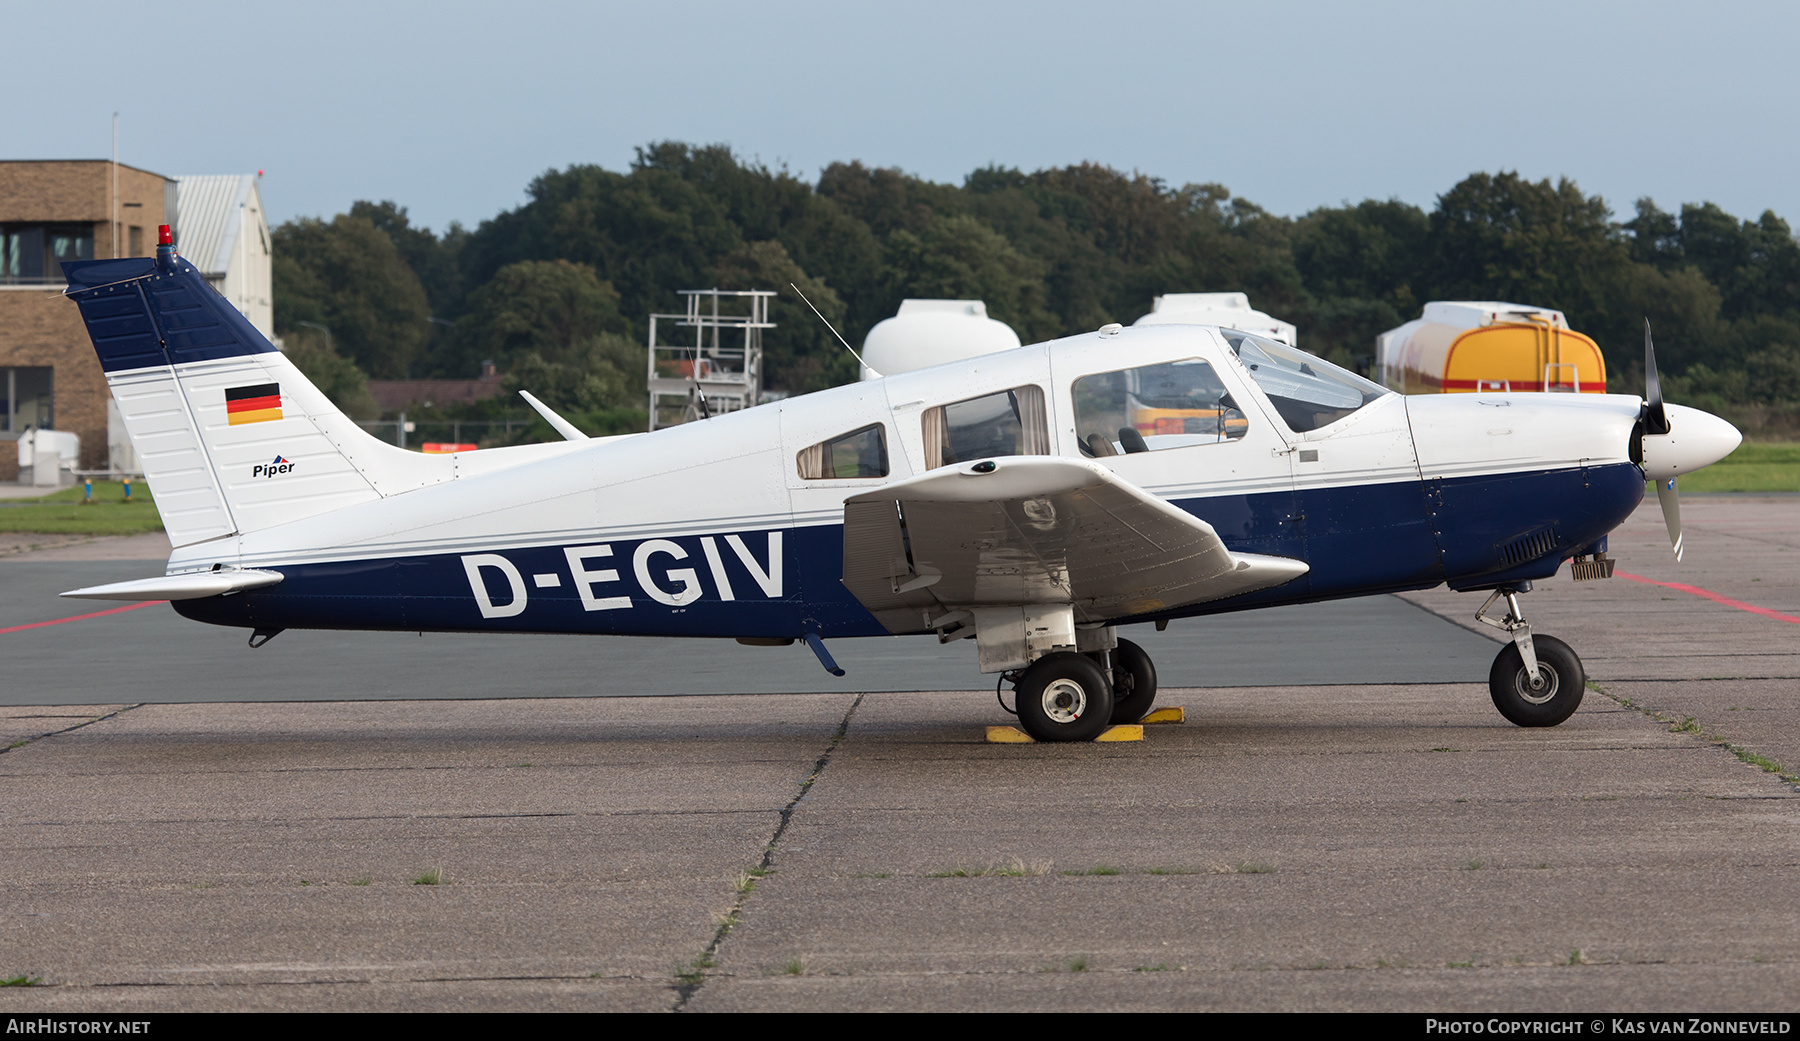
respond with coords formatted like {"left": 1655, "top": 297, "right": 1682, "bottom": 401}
{"left": 1040, "top": 678, "right": 1087, "bottom": 723}
{"left": 1514, "top": 665, "right": 1559, "bottom": 705}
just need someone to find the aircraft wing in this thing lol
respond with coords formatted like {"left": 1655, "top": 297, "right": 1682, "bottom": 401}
{"left": 841, "top": 457, "right": 1307, "bottom": 633}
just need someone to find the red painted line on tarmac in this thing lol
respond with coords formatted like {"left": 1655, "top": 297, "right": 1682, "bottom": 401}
{"left": 0, "top": 600, "right": 166, "bottom": 635}
{"left": 1615, "top": 571, "right": 1800, "bottom": 625}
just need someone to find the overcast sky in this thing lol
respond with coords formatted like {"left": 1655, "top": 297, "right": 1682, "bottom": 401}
{"left": 10, "top": 0, "right": 1796, "bottom": 234}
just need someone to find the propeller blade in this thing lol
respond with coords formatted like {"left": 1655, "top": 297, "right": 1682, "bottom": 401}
{"left": 1644, "top": 318, "right": 1670, "bottom": 435}
{"left": 1655, "top": 476, "right": 1683, "bottom": 561}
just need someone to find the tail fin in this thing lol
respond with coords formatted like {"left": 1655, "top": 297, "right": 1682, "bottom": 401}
{"left": 63, "top": 235, "right": 444, "bottom": 548}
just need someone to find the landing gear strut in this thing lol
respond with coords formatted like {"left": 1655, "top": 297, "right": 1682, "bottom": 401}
{"left": 1094, "top": 638, "right": 1158, "bottom": 724}
{"left": 1475, "top": 587, "right": 1585, "bottom": 727}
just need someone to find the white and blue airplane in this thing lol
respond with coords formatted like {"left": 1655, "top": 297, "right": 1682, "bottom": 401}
{"left": 58, "top": 228, "right": 1742, "bottom": 741}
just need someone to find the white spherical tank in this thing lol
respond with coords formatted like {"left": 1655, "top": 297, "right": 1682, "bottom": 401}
{"left": 1133, "top": 292, "right": 1297, "bottom": 345}
{"left": 859, "top": 300, "right": 1023, "bottom": 379}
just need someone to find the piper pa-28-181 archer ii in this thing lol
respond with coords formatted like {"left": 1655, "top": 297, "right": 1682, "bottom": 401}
{"left": 59, "top": 227, "right": 1743, "bottom": 741}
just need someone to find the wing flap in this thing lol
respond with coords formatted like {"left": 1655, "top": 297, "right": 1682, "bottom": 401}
{"left": 842, "top": 458, "right": 1306, "bottom": 631}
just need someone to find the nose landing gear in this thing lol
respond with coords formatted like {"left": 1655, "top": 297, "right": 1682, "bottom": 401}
{"left": 1475, "top": 586, "right": 1586, "bottom": 726}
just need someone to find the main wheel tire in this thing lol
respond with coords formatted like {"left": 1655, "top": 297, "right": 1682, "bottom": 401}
{"left": 1103, "top": 639, "right": 1158, "bottom": 724}
{"left": 1488, "top": 635, "right": 1585, "bottom": 727}
{"left": 1015, "top": 652, "right": 1115, "bottom": 742}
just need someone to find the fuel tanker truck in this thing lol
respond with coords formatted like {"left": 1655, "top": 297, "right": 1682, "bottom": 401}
{"left": 1376, "top": 301, "right": 1607, "bottom": 394}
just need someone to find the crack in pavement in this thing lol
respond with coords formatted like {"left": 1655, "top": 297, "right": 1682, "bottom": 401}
{"left": 1591, "top": 681, "right": 1800, "bottom": 791}
{"left": 671, "top": 693, "right": 864, "bottom": 1012}
{"left": 0, "top": 704, "right": 142, "bottom": 755}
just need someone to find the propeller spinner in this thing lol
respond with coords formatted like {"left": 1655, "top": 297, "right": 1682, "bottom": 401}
{"left": 1636, "top": 319, "right": 1742, "bottom": 561}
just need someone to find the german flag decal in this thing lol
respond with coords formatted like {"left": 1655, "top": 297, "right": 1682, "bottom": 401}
{"left": 225, "top": 383, "right": 282, "bottom": 425}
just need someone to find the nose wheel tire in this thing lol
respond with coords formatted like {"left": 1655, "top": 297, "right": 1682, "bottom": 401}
{"left": 1098, "top": 638, "right": 1158, "bottom": 724}
{"left": 1488, "top": 635, "right": 1585, "bottom": 727}
{"left": 1015, "top": 652, "right": 1115, "bottom": 742}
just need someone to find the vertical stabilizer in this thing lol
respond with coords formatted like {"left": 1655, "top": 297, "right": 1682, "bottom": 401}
{"left": 62, "top": 232, "right": 446, "bottom": 547}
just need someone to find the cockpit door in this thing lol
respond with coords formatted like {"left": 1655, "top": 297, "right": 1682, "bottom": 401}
{"left": 1048, "top": 331, "right": 1306, "bottom": 575}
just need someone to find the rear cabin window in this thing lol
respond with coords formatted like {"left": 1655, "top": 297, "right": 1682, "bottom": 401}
{"left": 1073, "top": 359, "right": 1246, "bottom": 456}
{"left": 797, "top": 423, "right": 889, "bottom": 479}
{"left": 922, "top": 385, "right": 1050, "bottom": 469}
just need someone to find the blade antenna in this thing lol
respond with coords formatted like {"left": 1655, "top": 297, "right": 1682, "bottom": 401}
{"left": 790, "top": 282, "right": 880, "bottom": 378}
{"left": 689, "top": 316, "right": 711, "bottom": 421}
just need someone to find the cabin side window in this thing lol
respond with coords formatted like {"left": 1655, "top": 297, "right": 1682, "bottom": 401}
{"left": 797, "top": 423, "right": 889, "bottom": 480}
{"left": 921, "top": 385, "right": 1049, "bottom": 469}
{"left": 1072, "top": 359, "right": 1247, "bottom": 456}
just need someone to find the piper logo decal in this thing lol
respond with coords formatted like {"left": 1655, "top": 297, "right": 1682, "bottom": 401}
{"left": 252, "top": 455, "right": 295, "bottom": 479}
{"left": 226, "top": 383, "right": 282, "bottom": 425}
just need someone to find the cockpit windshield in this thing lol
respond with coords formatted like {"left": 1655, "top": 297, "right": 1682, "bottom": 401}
{"left": 1221, "top": 330, "right": 1389, "bottom": 432}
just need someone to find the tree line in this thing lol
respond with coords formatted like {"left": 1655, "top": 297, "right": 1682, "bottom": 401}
{"left": 272, "top": 143, "right": 1800, "bottom": 435}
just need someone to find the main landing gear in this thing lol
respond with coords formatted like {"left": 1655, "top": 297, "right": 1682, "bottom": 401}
{"left": 1475, "top": 586, "right": 1586, "bottom": 727}
{"left": 1006, "top": 638, "right": 1162, "bottom": 742}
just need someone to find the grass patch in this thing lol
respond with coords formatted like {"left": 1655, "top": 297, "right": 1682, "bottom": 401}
{"left": 350, "top": 876, "right": 372, "bottom": 886}
{"left": 730, "top": 872, "right": 758, "bottom": 894}
{"left": 1061, "top": 864, "right": 1122, "bottom": 876}
{"left": 0, "top": 481, "right": 163, "bottom": 536}
{"left": 1134, "top": 963, "right": 1171, "bottom": 972}
{"left": 929, "top": 859, "right": 1050, "bottom": 878}
{"left": 1463, "top": 859, "right": 1485, "bottom": 871}
{"left": 1592, "top": 680, "right": 1799, "bottom": 786}
{"left": 1677, "top": 441, "right": 1800, "bottom": 493}
{"left": 0, "top": 975, "right": 42, "bottom": 987}
{"left": 1145, "top": 867, "right": 1199, "bottom": 876}
{"left": 1723, "top": 744, "right": 1798, "bottom": 783}
{"left": 675, "top": 953, "right": 714, "bottom": 986}
{"left": 1566, "top": 949, "right": 1590, "bottom": 966}
{"left": 783, "top": 957, "right": 804, "bottom": 976}
{"left": 411, "top": 867, "right": 443, "bottom": 885}
{"left": 1206, "top": 861, "right": 1274, "bottom": 874}
{"left": 1447, "top": 960, "right": 1475, "bottom": 969}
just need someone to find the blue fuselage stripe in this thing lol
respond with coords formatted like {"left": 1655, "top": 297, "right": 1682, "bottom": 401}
{"left": 175, "top": 463, "right": 1646, "bottom": 637}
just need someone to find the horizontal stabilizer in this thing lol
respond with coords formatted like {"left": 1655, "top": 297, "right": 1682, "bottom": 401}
{"left": 61, "top": 569, "right": 284, "bottom": 602}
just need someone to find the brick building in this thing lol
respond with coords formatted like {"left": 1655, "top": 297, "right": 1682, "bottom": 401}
{"left": 1, "top": 160, "right": 174, "bottom": 478}
{"left": 0, "top": 161, "right": 272, "bottom": 481}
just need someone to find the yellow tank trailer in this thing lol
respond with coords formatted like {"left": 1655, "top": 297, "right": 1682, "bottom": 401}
{"left": 1375, "top": 301, "right": 1607, "bottom": 394}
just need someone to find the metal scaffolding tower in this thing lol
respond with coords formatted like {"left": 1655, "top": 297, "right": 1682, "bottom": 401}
{"left": 646, "top": 289, "right": 775, "bottom": 430}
